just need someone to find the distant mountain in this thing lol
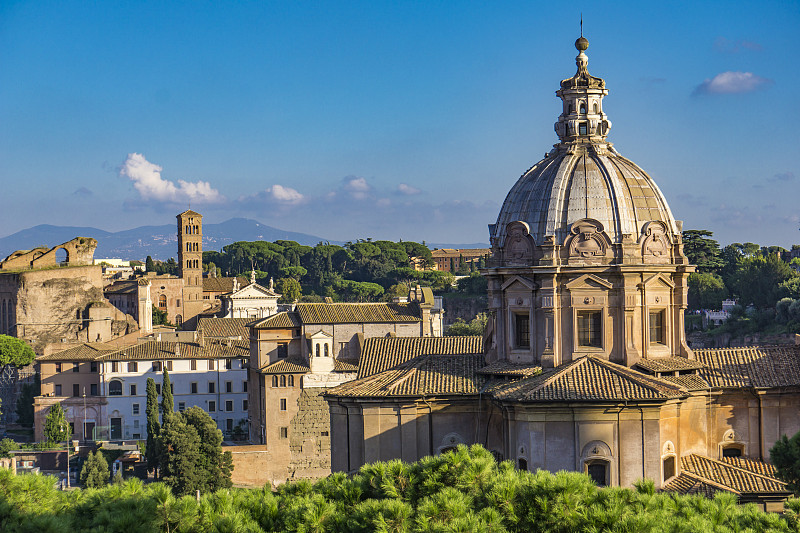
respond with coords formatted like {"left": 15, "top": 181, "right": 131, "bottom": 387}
{"left": 0, "top": 218, "right": 333, "bottom": 261}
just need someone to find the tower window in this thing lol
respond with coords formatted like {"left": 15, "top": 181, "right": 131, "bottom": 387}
{"left": 593, "top": 102, "right": 599, "bottom": 113}
{"left": 579, "top": 122, "right": 588, "bottom": 135}
{"left": 580, "top": 103, "right": 586, "bottom": 114}
{"left": 577, "top": 311, "right": 602, "bottom": 348}
{"left": 649, "top": 311, "right": 665, "bottom": 345}
{"left": 514, "top": 314, "right": 530, "bottom": 349}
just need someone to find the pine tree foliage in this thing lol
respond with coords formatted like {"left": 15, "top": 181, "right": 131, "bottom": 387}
{"left": 772, "top": 430, "right": 800, "bottom": 495}
{"left": 0, "top": 445, "right": 799, "bottom": 532}
{"left": 145, "top": 377, "right": 160, "bottom": 472}
{"left": 80, "top": 450, "right": 109, "bottom": 489}
{"left": 42, "top": 402, "right": 70, "bottom": 444}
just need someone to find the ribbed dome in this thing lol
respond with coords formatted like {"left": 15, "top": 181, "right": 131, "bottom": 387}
{"left": 491, "top": 38, "right": 678, "bottom": 248}
{"left": 493, "top": 148, "right": 678, "bottom": 247}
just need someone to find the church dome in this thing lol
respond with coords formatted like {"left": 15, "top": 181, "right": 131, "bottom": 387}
{"left": 491, "top": 38, "right": 679, "bottom": 249}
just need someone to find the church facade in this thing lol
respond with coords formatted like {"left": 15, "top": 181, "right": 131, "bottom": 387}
{"left": 325, "top": 36, "right": 800, "bottom": 506}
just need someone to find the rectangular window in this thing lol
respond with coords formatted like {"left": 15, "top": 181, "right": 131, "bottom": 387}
{"left": 111, "top": 361, "right": 118, "bottom": 373}
{"left": 90, "top": 361, "right": 98, "bottom": 373}
{"left": 579, "top": 122, "right": 588, "bottom": 135}
{"left": 73, "top": 363, "right": 80, "bottom": 373}
{"left": 132, "top": 433, "right": 141, "bottom": 440}
{"left": 279, "top": 427, "right": 288, "bottom": 439}
{"left": 242, "top": 399, "right": 248, "bottom": 411}
{"left": 73, "top": 384, "right": 79, "bottom": 397}
{"left": 225, "top": 359, "right": 232, "bottom": 370}
{"left": 130, "top": 384, "right": 137, "bottom": 396}
{"left": 515, "top": 314, "right": 530, "bottom": 349}
{"left": 225, "top": 400, "right": 233, "bottom": 412}
{"left": 178, "top": 402, "right": 185, "bottom": 412}
{"left": 277, "top": 343, "right": 288, "bottom": 359}
{"left": 208, "top": 360, "right": 215, "bottom": 370}
{"left": 55, "top": 363, "right": 62, "bottom": 373}
{"left": 225, "top": 381, "right": 232, "bottom": 393}
{"left": 226, "top": 418, "right": 233, "bottom": 432}
{"left": 190, "top": 359, "right": 197, "bottom": 371}
{"left": 208, "top": 382, "right": 215, "bottom": 394}
{"left": 242, "top": 380, "right": 248, "bottom": 393}
{"left": 90, "top": 384, "right": 98, "bottom": 396}
{"left": 55, "top": 384, "right": 62, "bottom": 396}
{"left": 191, "top": 382, "right": 198, "bottom": 394}
{"left": 128, "top": 362, "right": 137, "bottom": 372}
{"left": 280, "top": 398, "right": 287, "bottom": 411}
{"left": 132, "top": 403, "right": 140, "bottom": 415}
{"left": 166, "top": 360, "right": 173, "bottom": 371}
{"left": 152, "top": 361, "right": 162, "bottom": 372}
{"left": 649, "top": 311, "right": 665, "bottom": 345}
{"left": 208, "top": 400, "right": 216, "bottom": 412}
{"left": 577, "top": 311, "right": 602, "bottom": 348}
{"left": 133, "top": 419, "right": 139, "bottom": 428}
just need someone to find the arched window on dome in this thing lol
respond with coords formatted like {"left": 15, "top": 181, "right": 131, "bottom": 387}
{"left": 593, "top": 102, "right": 599, "bottom": 113}
{"left": 580, "top": 103, "right": 587, "bottom": 114}
{"left": 579, "top": 122, "right": 588, "bottom": 135}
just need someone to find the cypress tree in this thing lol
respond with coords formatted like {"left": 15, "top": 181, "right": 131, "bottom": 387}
{"left": 146, "top": 377, "right": 160, "bottom": 472}
{"left": 43, "top": 402, "right": 71, "bottom": 444}
{"left": 80, "top": 450, "right": 109, "bottom": 488}
{"left": 161, "top": 368, "right": 174, "bottom": 416}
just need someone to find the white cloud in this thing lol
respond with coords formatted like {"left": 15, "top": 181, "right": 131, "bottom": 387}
{"left": 266, "top": 184, "right": 305, "bottom": 204}
{"left": 693, "top": 71, "right": 772, "bottom": 95}
{"left": 119, "top": 153, "right": 224, "bottom": 204}
{"left": 342, "top": 175, "right": 372, "bottom": 199}
{"left": 396, "top": 183, "right": 421, "bottom": 195}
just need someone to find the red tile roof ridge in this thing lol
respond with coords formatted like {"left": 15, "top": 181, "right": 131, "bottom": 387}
{"left": 674, "top": 470, "right": 742, "bottom": 495}
{"left": 684, "top": 453, "right": 787, "bottom": 487}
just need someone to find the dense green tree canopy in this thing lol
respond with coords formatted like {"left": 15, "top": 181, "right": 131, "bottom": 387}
{"left": 43, "top": 403, "right": 70, "bottom": 444}
{"left": 0, "top": 335, "right": 36, "bottom": 369}
{"left": 771, "top": 430, "right": 800, "bottom": 495}
{"left": 682, "top": 229, "right": 724, "bottom": 273}
{"left": 688, "top": 272, "right": 728, "bottom": 310}
{"left": 80, "top": 450, "right": 109, "bottom": 489}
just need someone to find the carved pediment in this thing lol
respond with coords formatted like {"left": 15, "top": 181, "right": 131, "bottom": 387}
{"left": 565, "top": 219, "right": 610, "bottom": 263}
{"left": 642, "top": 273, "right": 675, "bottom": 290}
{"left": 565, "top": 273, "right": 613, "bottom": 290}
{"left": 640, "top": 221, "right": 672, "bottom": 263}
{"left": 503, "top": 221, "right": 534, "bottom": 265}
{"left": 501, "top": 275, "right": 537, "bottom": 292}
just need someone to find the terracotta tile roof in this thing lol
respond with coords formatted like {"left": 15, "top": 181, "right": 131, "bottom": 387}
{"left": 722, "top": 457, "right": 779, "bottom": 478}
{"left": 491, "top": 356, "right": 687, "bottom": 402}
{"left": 296, "top": 302, "right": 421, "bottom": 325}
{"left": 197, "top": 317, "right": 250, "bottom": 339}
{"left": 104, "top": 280, "right": 138, "bottom": 295}
{"left": 99, "top": 340, "right": 248, "bottom": 361}
{"left": 202, "top": 277, "right": 248, "bottom": 293}
{"left": 260, "top": 358, "right": 310, "bottom": 374}
{"left": 694, "top": 345, "right": 800, "bottom": 388}
{"left": 334, "top": 359, "right": 359, "bottom": 372}
{"left": 248, "top": 312, "right": 302, "bottom": 329}
{"left": 661, "top": 374, "right": 709, "bottom": 391}
{"left": 357, "top": 336, "right": 483, "bottom": 379}
{"left": 661, "top": 473, "right": 728, "bottom": 498}
{"left": 327, "top": 354, "right": 486, "bottom": 398}
{"left": 478, "top": 361, "right": 542, "bottom": 378}
{"left": 37, "top": 343, "right": 117, "bottom": 361}
{"left": 633, "top": 357, "right": 705, "bottom": 373}
{"left": 672, "top": 454, "right": 789, "bottom": 495}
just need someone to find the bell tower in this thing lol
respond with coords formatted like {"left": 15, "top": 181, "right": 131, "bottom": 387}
{"left": 177, "top": 210, "right": 204, "bottom": 329}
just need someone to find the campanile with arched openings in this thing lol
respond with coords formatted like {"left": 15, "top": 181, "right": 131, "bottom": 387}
{"left": 177, "top": 209, "right": 204, "bottom": 329}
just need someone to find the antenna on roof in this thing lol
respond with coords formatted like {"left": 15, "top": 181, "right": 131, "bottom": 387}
{"left": 580, "top": 13, "right": 583, "bottom": 37}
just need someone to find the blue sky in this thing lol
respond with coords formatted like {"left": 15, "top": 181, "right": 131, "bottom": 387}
{"left": 1, "top": 1, "right": 798, "bottom": 247}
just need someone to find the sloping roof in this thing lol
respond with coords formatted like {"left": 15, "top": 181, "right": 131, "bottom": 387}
{"left": 296, "top": 302, "right": 421, "bottom": 324}
{"left": 202, "top": 277, "right": 248, "bottom": 293}
{"left": 227, "top": 282, "right": 280, "bottom": 298}
{"left": 478, "top": 361, "right": 542, "bottom": 378}
{"left": 334, "top": 359, "right": 359, "bottom": 372}
{"left": 197, "top": 317, "right": 250, "bottom": 339}
{"left": 357, "top": 336, "right": 483, "bottom": 379}
{"left": 99, "top": 340, "right": 248, "bottom": 361}
{"left": 491, "top": 356, "right": 687, "bottom": 402}
{"left": 249, "top": 312, "right": 302, "bottom": 329}
{"left": 260, "top": 358, "right": 310, "bottom": 374}
{"left": 103, "top": 280, "right": 139, "bottom": 295}
{"left": 178, "top": 209, "right": 202, "bottom": 217}
{"left": 37, "top": 343, "right": 117, "bottom": 361}
{"left": 662, "top": 454, "right": 790, "bottom": 496}
{"left": 633, "top": 357, "right": 705, "bottom": 373}
{"left": 694, "top": 345, "right": 800, "bottom": 388}
{"left": 327, "top": 354, "right": 486, "bottom": 398}
{"left": 662, "top": 374, "right": 709, "bottom": 391}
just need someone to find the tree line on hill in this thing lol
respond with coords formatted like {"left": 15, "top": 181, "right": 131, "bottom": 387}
{"left": 1, "top": 444, "right": 800, "bottom": 532}
{"left": 683, "top": 230, "right": 800, "bottom": 335}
